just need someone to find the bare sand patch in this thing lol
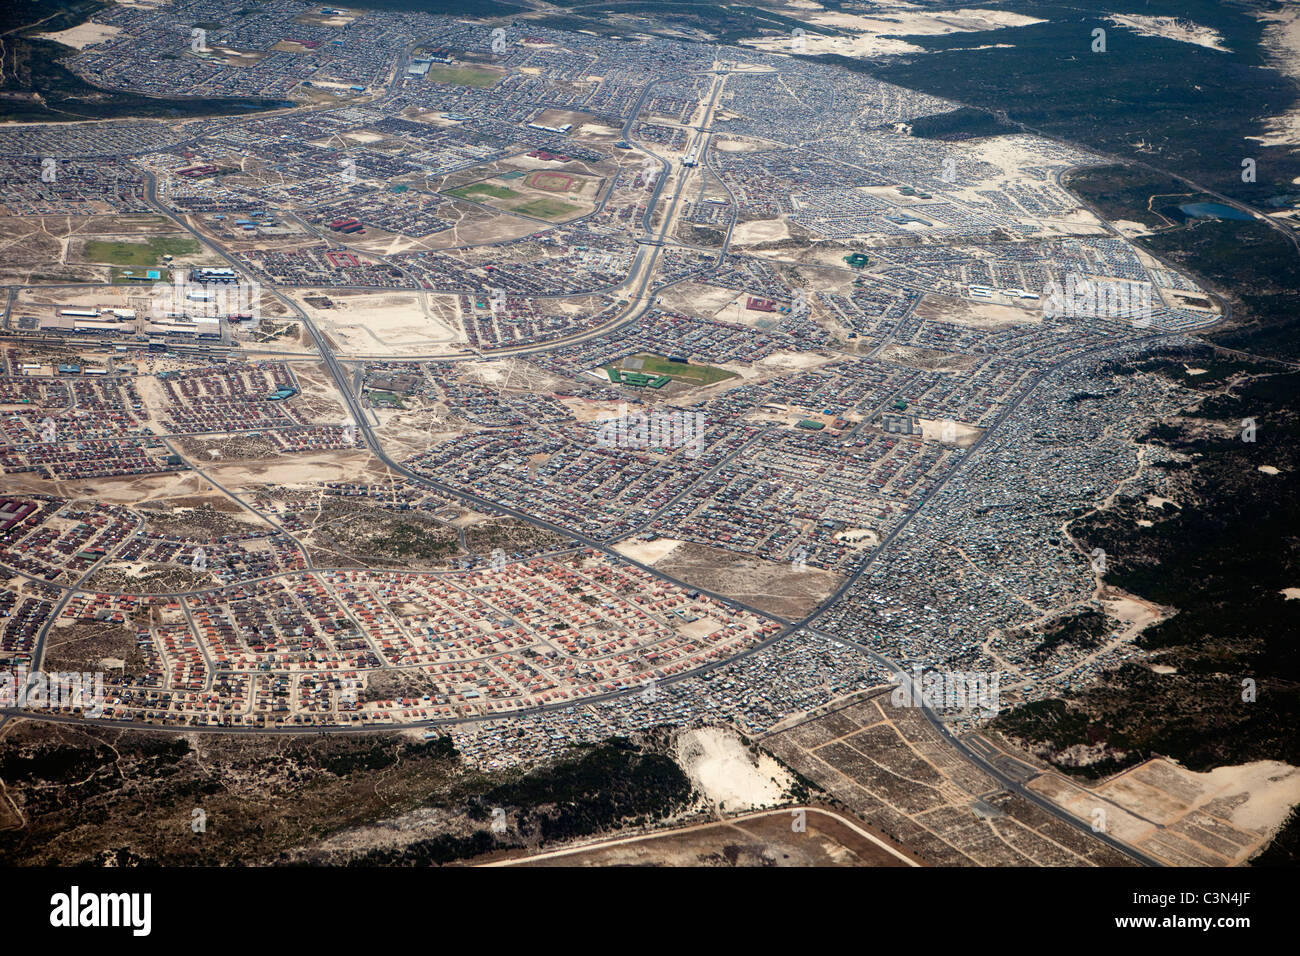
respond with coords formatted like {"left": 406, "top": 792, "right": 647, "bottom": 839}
{"left": 446, "top": 509, "right": 494, "bottom": 529}
{"left": 1032, "top": 757, "right": 1300, "bottom": 865}
{"left": 1249, "top": 6, "right": 1300, "bottom": 146}
{"left": 943, "top": 135, "right": 1105, "bottom": 231}
{"left": 754, "top": 350, "right": 836, "bottom": 372}
{"left": 204, "top": 451, "right": 384, "bottom": 490}
{"left": 713, "top": 138, "right": 764, "bottom": 153}
{"left": 1104, "top": 760, "right": 1300, "bottom": 833}
{"left": 676, "top": 726, "right": 794, "bottom": 812}
{"left": 458, "top": 361, "right": 509, "bottom": 388}
{"left": 655, "top": 540, "right": 842, "bottom": 619}
{"left": 1260, "top": 0, "right": 1300, "bottom": 77}
{"left": 1027, "top": 773, "right": 1155, "bottom": 846}
{"left": 576, "top": 121, "right": 620, "bottom": 139}
{"left": 678, "top": 616, "right": 725, "bottom": 640}
{"left": 739, "top": 8, "right": 1043, "bottom": 58}
{"left": 1101, "top": 592, "right": 1161, "bottom": 631}
{"left": 917, "top": 417, "right": 983, "bottom": 447}
{"left": 914, "top": 292, "right": 1043, "bottom": 329}
{"left": 1107, "top": 14, "right": 1229, "bottom": 52}
{"left": 714, "top": 350, "right": 837, "bottom": 389}
{"left": 459, "top": 358, "right": 560, "bottom": 392}
{"left": 30, "top": 470, "right": 209, "bottom": 505}
{"left": 557, "top": 396, "right": 626, "bottom": 423}
{"left": 811, "top": 8, "right": 1043, "bottom": 36}
{"left": 731, "top": 219, "right": 790, "bottom": 244}
{"left": 34, "top": 23, "right": 122, "bottom": 49}
{"left": 658, "top": 281, "right": 747, "bottom": 319}
{"left": 297, "top": 290, "right": 462, "bottom": 356}
{"left": 1113, "top": 219, "right": 1153, "bottom": 238}
{"left": 613, "top": 537, "right": 685, "bottom": 564}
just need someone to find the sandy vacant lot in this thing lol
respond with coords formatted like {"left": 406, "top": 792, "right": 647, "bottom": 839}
{"left": 10, "top": 469, "right": 210, "bottom": 505}
{"left": 753, "top": 350, "right": 837, "bottom": 373}
{"left": 915, "top": 293, "right": 1043, "bottom": 329}
{"left": 298, "top": 290, "right": 462, "bottom": 355}
{"left": 713, "top": 138, "right": 765, "bottom": 153}
{"left": 557, "top": 395, "right": 629, "bottom": 423}
{"left": 657, "top": 280, "right": 743, "bottom": 320}
{"left": 204, "top": 450, "right": 385, "bottom": 491}
{"left": 614, "top": 537, "right": 685, "bottom": 564}
{"left": 918, "top": 417, "right": 983, "bottom": 448}
{"left": 731, "top": 219, "right": 790, "bottom": 245}
{"left": 655, "top": 540, "right": 842, "bottom": 619}
{"left": 459, "top": 358, "right": 562, "bottom": 392}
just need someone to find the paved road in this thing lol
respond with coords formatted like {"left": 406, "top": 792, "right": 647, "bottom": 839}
{"left": 808, "top": 630, "right": 1165, "bottom": 867}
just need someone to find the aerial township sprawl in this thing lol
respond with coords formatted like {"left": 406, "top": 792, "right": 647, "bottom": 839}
{"left": 0, "top": 0, "right": 1222, "bottom": 770}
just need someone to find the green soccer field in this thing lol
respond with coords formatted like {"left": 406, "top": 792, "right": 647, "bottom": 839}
{"left": 85, "top": 237, "right": 199, "bottom": 266}
{"left": 447, "top": 182, "right": 521, "bottom": 201}
{"left": 615, "top": 353, "right": 737, "bottom": 386}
